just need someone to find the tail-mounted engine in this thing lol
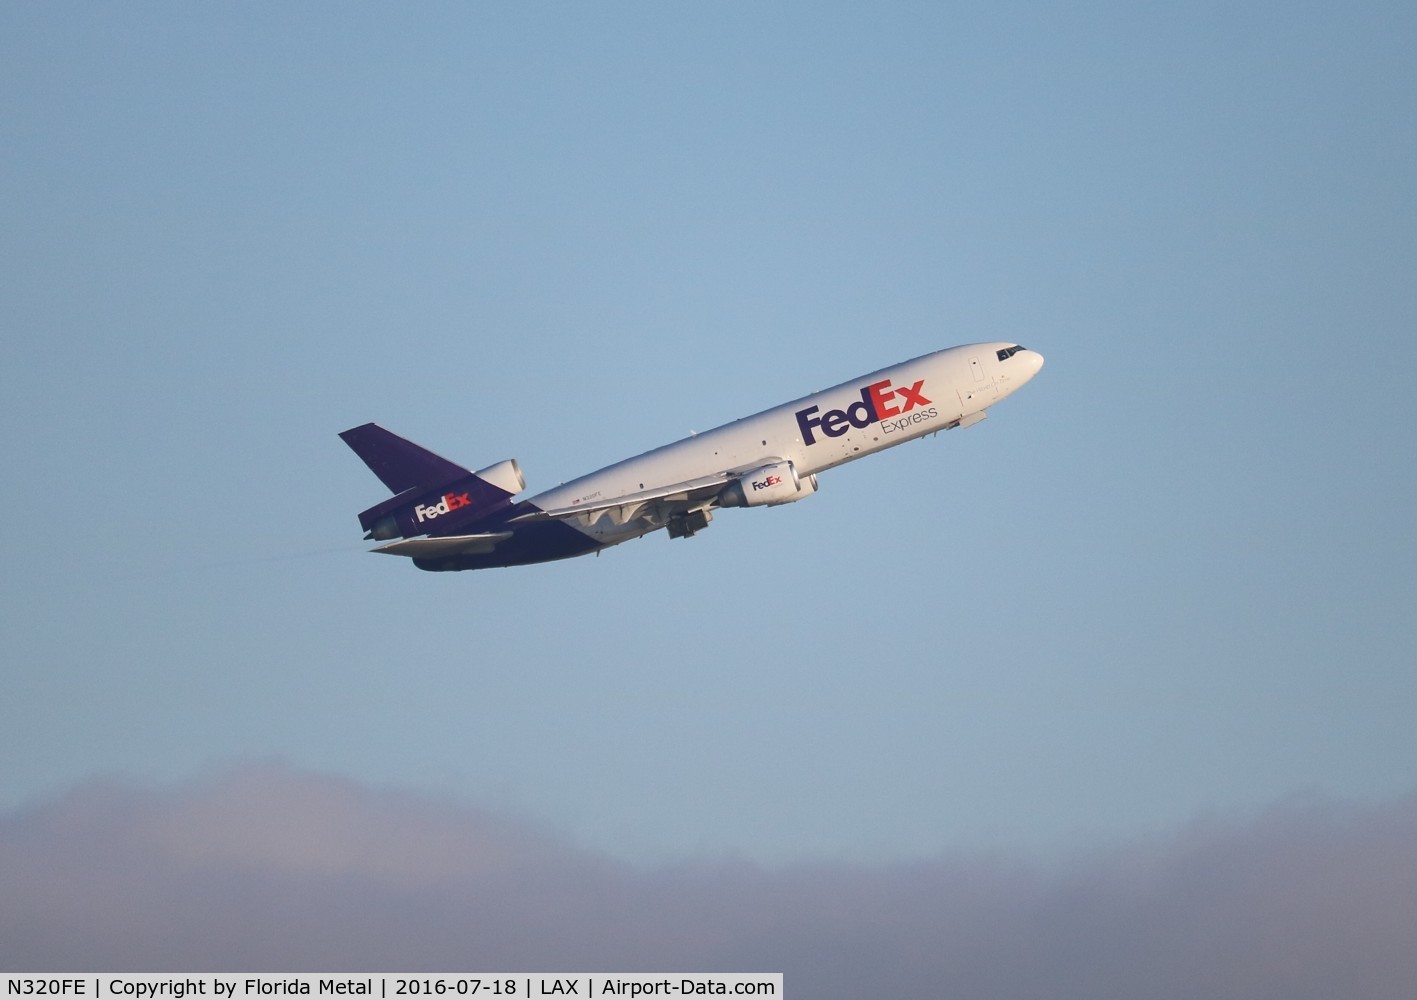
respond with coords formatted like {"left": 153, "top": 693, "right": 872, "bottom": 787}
{"left": 473, "top": 458, "right": 525, "bottom": 495}
{"left": 717, "top": 460, "right": 818, "bottom": 508}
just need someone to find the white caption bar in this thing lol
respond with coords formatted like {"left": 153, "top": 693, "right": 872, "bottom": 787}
{"left": 4, "top": 976, "right": 782, "bottom": 1000}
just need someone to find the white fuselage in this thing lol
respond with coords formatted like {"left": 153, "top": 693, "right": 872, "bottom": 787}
{"left": 529, "top": 342, "right": 1044, "bottom": 548}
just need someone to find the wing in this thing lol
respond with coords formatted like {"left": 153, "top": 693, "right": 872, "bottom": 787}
{"left": 510, "top": 473, "right": 729, "bottom": 527}
{"left": 371, "top": 532, "right": 514, "bottom": 558}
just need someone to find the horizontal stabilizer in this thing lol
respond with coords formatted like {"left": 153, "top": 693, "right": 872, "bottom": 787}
{"left": 371, "top": 532, "right": 514, "bottom": 558}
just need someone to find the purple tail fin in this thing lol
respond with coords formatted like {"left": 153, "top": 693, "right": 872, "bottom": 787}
{"left": 340, "top": 424, "right": 523, "bottom": 540}
{"left": 338, "top": 423, "right": 469, "bottom": 494}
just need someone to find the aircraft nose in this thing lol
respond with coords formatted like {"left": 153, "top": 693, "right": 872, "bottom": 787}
{"left": 1020, "top": 349, "right": 1044, "bottom": 380}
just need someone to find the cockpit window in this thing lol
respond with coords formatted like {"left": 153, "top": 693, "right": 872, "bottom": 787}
{"left": 997, "top": 345, "right": 1027, "bottom": 361}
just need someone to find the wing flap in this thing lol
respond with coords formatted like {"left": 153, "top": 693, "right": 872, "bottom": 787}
{"left": 510, "top": 473, "right": 729, "bottom": 524}
{"left": 371, "top": 532, "right": 514, "bottom": 558}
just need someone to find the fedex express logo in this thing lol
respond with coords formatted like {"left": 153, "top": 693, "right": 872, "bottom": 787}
{"left": 795, "top": 378, "right": 932, "bottom": 445}
{"left": 415, "top": 491, "right": 472, "bottom": 522}
{"left": 752, "top": 474, "right": 784, "bottom": 491}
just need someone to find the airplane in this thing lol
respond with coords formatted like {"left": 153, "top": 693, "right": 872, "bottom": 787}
{"left": 340, "top": 342, "right": 1044, "bottom": 571}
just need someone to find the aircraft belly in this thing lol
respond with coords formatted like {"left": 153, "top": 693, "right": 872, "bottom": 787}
{"left": 419, "top": 518, "right": 602, "bottom": 570}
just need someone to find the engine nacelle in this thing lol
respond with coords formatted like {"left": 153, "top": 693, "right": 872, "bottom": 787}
{"left": 474, "top": 458, "right": 525, "bottom": 496}
{"left": 717, "top": 461, "right": 818, "bottom": 508}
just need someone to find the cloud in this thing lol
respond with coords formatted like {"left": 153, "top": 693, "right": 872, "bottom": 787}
{"left": 4, "top": 763, "right": 1417, "bottom": 998}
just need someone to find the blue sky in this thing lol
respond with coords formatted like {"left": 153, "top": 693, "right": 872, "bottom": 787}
{"left": 3, "top": 0, "right": 1417, "bottom": 975}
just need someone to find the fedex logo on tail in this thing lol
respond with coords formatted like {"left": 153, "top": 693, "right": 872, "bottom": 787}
{"left": 415, "top": 492, "right": 472, "bottom": 522}
{"left": 795, "top": 378, "right": 932, "bottom": 445}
